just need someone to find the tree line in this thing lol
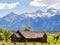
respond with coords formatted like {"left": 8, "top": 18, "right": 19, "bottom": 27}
{"left": 47, "top": 34, "right": 60, "bottom": 43}
{"left": 0, "top": 28, "right": 12, "bottom": 41}
{"left": 0, "top": 26, "right": 60, "bottom": 44}
{"left": 0, "top": 26, "right": 31, "bottom": 41}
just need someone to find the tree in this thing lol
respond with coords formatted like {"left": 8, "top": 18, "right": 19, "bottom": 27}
{"left": 0, "top": 28, "right": 3, "bottom": 40}
{"left": 47, "top": 34, "right": 56, "bottom": 43}
{"left": 56, "top": 36, "right": 60, "bottom": 43}
{"left": 24, "top": 26, "right": 31, "bottom": 31}
{"left": 3, "top": 30, "right": 12, "bottom": 41}
{"left": 0, "top": 28, "right": 3, "bottom": 33}
{"left": 0, "top": 33, "right": 3, "bottom": 40}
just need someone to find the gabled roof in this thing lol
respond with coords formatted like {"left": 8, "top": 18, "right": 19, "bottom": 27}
{"left": 17, "top": 30, "right": 46, "bottom": 39}
{"left": 13, "top": 33, "right": 21, "bottom": 38}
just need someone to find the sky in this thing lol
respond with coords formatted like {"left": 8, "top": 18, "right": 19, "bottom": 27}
{"left": 0, "top": 0, "right": 60, "bottom": 18}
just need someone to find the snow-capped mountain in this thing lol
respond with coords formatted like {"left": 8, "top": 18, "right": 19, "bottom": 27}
{"left": 0, "top": 8, "right": 60, "bottom": 31}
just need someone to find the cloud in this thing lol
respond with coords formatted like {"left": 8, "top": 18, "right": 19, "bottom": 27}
{"left": 48, "top": 3, "right": 60, "bottom": 9}
{"left": 30, "top": 1, "right": 47, "bottom": 7}
{"left": 0, "top": 2, "right": 19, "bottom": 9}
{"left": 29, "top": 0, "right": 60, "bottom": 9}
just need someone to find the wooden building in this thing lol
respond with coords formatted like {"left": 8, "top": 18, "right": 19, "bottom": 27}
{"left": 56, "top": 35, "right": 60, "bottom": 41}
{"left": 11, "top": 30, "right": 47, "bottom": 42}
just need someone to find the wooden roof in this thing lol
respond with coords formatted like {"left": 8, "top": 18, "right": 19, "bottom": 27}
{"left": 13, "top": 33, "right": 21, "bottom": 38}
{"left": 16, "top": 30, "right": 46, "bottom": 39}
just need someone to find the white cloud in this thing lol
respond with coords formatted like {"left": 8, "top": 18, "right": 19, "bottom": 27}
{"left": 29, "top": 0, "right": 60, "bottom": 9}
{"left": 0, "top": 2, "right": 19, "bottom": 9}
{"left": 30, "top": 1, "right": 47, "bottom": 7}
{"left": 48, "top": 3, "right": 60, "bottom": 9}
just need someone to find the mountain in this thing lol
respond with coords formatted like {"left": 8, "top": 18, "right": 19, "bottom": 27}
{"left": 0, "top": 8, "right": 60, "bottom": 31}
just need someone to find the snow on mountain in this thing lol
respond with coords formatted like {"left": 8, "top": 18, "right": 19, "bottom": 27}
{"left": 21, "top": 8, "right": 59, "bottom": 18}
{"left": 0, "top": 8, "right": 60, "bottom": 31}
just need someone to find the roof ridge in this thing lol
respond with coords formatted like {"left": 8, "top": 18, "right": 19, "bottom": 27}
{"left": 18, "top": 30, "right": 44, "bottom": 33}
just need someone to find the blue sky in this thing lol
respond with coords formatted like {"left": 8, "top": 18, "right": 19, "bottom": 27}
{"left": 0, "top": 0, "right": 60, "bottom": 17}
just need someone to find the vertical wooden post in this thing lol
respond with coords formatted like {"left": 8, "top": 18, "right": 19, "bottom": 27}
{"left": 41, "top": 42, "right": 43, "bottom": 45}
{"left": 33, "top": 42, "right": 35, "bottom": 45}
{"left": 2, "top": 43, "right": 4, "bottom": 45}
{"left": 25, "top": 40, "right": 27, "bottom": 45}
{"left": 25, "top": 42, "right": 26, "bottom": 45}
{"left": 13, "top": 42, "right": 16, "bottom": 45}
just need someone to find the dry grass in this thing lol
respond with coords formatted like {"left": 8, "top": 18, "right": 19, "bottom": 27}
{"left": 0, "top": 41, "right": 60, "bottom": 45}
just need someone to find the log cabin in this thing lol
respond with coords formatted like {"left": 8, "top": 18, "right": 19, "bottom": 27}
{"left": 11, "top": 30, "right": 47, "bottom": 42}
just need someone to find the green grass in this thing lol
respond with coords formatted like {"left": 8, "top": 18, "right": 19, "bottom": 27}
{"left": 0, "top": 42, "right": 60, "bottom": 45}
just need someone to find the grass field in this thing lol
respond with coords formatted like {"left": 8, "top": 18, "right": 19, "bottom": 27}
{"left": 0, "top": 42, "right": 60, "bottom": 45}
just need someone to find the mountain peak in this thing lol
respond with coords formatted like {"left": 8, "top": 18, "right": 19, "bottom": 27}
{"left": 2, "top": 12, "right": 18, "bottom": 22}
{"left": 32, "top": 10, "right": 43, "bottom": 14}
{"left": 47, "top": 8, "right": 59, "bottom": 15}
{"left": 0, "top": 8, "right": 60, "bottom": 31}
{"left": 36, "top": 10, "right": 43, "bottom": 13}
{"left": 9, "top": 12, "right": 16, "bottom": 15}
{"left": 10, "top": 12, "right": 14, "bottom": 14}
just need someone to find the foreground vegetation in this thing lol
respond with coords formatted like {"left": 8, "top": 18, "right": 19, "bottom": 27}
{"left": 0, "top": 28, "right": 12, "bottom": 41}
{"left": 0, "top": 42, "right": 60, "bottom": 45}
{"left": 0, "top": 28, "right": 60, "bottom": 45}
